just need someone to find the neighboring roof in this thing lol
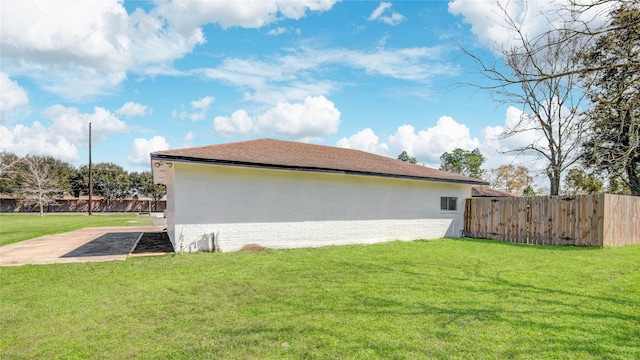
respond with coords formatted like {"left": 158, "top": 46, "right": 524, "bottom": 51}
{"left": 472, "top": 187, "right": 519, "bottom": 197}
{"left": 151, "top": 138, "right": 489, "bottom": 185}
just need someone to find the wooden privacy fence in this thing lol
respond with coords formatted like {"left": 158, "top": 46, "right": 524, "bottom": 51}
{"left": 464, "top": 194, "right": 640, "bottom": 247}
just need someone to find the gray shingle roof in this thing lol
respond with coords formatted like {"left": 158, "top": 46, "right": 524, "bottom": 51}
{"left": 471, "top": 187, "right": 519, "bottom": 197}
{"left": 151, "top": 138, "right": 488, "bottom": 185}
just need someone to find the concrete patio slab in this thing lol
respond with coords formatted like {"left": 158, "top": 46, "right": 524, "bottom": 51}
{"left": 0, "top": 225, "right": 166, "bottom": 266}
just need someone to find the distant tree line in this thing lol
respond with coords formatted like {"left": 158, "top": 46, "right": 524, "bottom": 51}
{"left": 0, "top": 151, "right": 166, "bottom": 216}
{"left": 397, "top": 147, "right": 630, "bottom": 196}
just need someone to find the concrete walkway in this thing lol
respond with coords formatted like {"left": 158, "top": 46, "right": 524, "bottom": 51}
{"left": 0, "top": 225, "right": 166, "bottom": 266}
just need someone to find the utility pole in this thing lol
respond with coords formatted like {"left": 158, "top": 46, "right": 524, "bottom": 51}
{"left": 89, "top": 122, "right": 93, "bottom": 216}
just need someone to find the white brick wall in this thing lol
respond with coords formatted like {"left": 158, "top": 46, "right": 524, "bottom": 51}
{"left": 166, "top": 162, "right": 471, "bottom": 252}
{"left": 165, "top": 168, "right": 176, "bottom": 245}
{"left": 174, "top": 219, "right": 455, "bottom": 253}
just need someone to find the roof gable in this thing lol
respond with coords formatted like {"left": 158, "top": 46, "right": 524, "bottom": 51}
{"left": 151, "top": 138, "right": 488, "bottom": 185}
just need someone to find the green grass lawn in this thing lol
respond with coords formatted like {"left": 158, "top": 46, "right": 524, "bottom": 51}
{"left": 1, "top": 239, "right": 638, "bottom": 359}
{"left": 0, "top": 214, "right": 153, "bottom": 247}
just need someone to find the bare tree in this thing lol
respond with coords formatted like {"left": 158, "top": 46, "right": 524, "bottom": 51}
{"left": 483, "top": 1, "right": 640, "bottom": 85}
{"left": 463, "top": 7, "right": 589, "bottom": 195}
{"left": 17, "top": 155, "right": 62, "bottom": 217}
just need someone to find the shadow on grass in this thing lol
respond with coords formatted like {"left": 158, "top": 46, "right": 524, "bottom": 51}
{"left": 296, "top": 250, "right": 640, "bottom": 358}
{"left": 259, "top": 284, "right": 638, "bottom": 358}
{"left": 448, "top": 237, "right": 605, "bottom": 251}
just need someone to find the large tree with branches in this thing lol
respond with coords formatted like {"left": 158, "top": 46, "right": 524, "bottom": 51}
{"left": 580, "top": 4, "right": 640, "bottom": 195}
{"left": 91, "top": 162, "right": 133, "bottom": 207}
{"left": 440, "top": 148, "right": 486, "bottom": 179}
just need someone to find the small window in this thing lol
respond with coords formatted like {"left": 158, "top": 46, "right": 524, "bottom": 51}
{"left": 440, "top": 197, "right": 457, "bottom": 211}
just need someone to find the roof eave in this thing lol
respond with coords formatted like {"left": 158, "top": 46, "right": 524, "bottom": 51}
{"left": 150, "top": 153, "right": 490, "bottom": 186}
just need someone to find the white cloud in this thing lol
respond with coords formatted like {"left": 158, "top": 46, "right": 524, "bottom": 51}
{"left": 155, "top": 0, "right": 336, "bottom": 31}
{"left": 257, "top": 96, "right": 340, "bottom": 139}
{"left": 388, "top": 116, "right": 482, "bottom": 166}
{"left": 447, "top": 0, "right": 609, "bottom": 52}
{"left": 128, "top": 7, "right": 205, "bottom": 67}
{"left": 276, "top": 1, "right": 337, "bottom": 20}
{"left": 481, "top": 106, "right": 550, "bottom": 175}
{"left": 16, "top": 67, "right": 128, "bottom": 102}
{"left": 173, "top": 96, "right": 215, "bottom": 121}
{"left": 127, "top": 136, "right": 169, "bottom": 165}
{"left": 201, "top": 44, "right": 456, "bottom": 105}
{"left": 267, "top": 27, "right": 288, "bottom": 36}
{"left": 387, "top": 124, "right": 418, "bottom": 156}
{"left": 483, "top": 106, "right": 539, "bottom": 153}
{"left": 0, "top": 122, "right": 80, "bottom": 162}
{"left": 0, "top": 1, "right": 338, "bottom": 100}
{"left": 1, "top": 1, "right": 134, "bottom": 100}
{"left": 343, "top": 108, "right": 552, "bottom": 183}
{"left": 214, "top": 109, "right": 254, "bottom": 136}
{"left": 338, "top": 46, "right": 452, "bottom": 81}
{"left": 369, "top": 2, "right": 406, "bottom": 26}
{"left": 370, "top": 2, "right": 391, "bottom": 21}
{"left": 116, "top": 102, "right": 149, "bottom": 117}
{"left": 0, "top": 105, "right": 127, "bottom": 161}
{"left": 1, "top": 1, "right": 131, "bottom": 72}
{"left": 43, "top": 105, "right": 127, "bottom": 144}
{"left": 184, "top": 131, "right": 195, "bottom": 142}
{"left": 213, "top": 95, "right": 340, "bottom": 140}
{"left": 448, "top": 0, "right": 521, "bottom": 49}
{"left": 0, "top": 73, "right": 29, "bottom": 113}
{"left": 191, "top": 96, "right": 215, "bottom": 110}
{"left": 266, "top": 26, "right": 300, "bottom": 36}
{"left": 336, "top": 128, "right": 389, "bottom": 156}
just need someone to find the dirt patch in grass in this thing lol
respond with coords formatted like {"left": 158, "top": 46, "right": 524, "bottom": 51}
{"left": 240, "top": 243, "right": 267, "bottom": 251}
{"left": 133, "top": 232, "right": 174, "bottom": 253}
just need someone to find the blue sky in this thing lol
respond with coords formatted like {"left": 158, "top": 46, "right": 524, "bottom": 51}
{"left": 1, "top": 0, "right": 584, "bottom": 188}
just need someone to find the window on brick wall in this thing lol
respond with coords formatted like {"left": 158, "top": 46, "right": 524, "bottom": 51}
{"left": 440, "top": 197, "right": 457, "bottom": 211}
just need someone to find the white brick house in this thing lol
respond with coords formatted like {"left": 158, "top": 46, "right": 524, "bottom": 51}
{"left": 151, "top": 139, "right": 488, "bottom": 253}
